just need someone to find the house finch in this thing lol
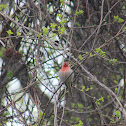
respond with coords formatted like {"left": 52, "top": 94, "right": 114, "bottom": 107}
{"left": 59, "top": 62, "right": 74, "bottom": 95}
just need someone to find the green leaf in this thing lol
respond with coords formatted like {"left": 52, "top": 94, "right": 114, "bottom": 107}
{"left": 114, "top": 15, "right": 124, "bottom": 23}
{"left": 77, "top": 103, "right": 84, "bottom": 108}
{"left": 46, "top": 70, "right": 51, "bottom": 74}
{"left": 37, "top": 34, "right": 40, "bottom": 38}
{"left": 107, "top": 95, "right": 110, "bottom": 100}
{"left": 59, "top": 18, "right": 67, "bottom": 26}
{"left": 17, "top": 32, "right": 21, "bottom": 36}
{"left": 99, "top": 97, "right": 104, "bottom": 102}
{"left": 104, "top": 22, "right": 107, "bottom": 24}
{"left": 43, "top": 27, "right": 48, "bottom": 35}
{"left": 116, "top": 37, "right": 119, "bottom": 40}
{"left": 95, "top": 48, "right": 106, "bottom": 57}
{"left": 81, "top": 86, "right": 85, "bottom": 91}
{"left": 7, "top": 29, "right": 13, "bottom": 36}
{"left": 0, "top": 4, "right": 8, "bottom": 11}
{"left": 109, "top": 58, "right": 117, "bottom": 64}
{"left": 85, "top": 88, "right": 89, "bottom": 91}
{"left": 115, "top": 87, "right": 118, "bottom": 94}
{"left": 57, "top": 14, "right": 62, "bottom": 19}
{"left": 75, "top": 120, "right": 83, "bottom": 126}
{"left": 4, "top": 111, "right": 10, "bottom": 116}
{"left": 0, "top": 51, "right": 3, "bottom": 57}
{"left": 96, "top": 101, "right": 101, "bottom": 106}
{"left": 50, "top": 23, "right": 57, "bottom": 29}
{"left": 78, "top": 54, "right": 83, "bottom": 60}
{"left": 1, "top": 47, "right": 5, "bottom": 52}
{"left": 70, "top": 116, "right": 75, "bottom": 123}
{"left": 60, "top": 26, "right": 65, "bottom": 35}
{"left": 58, "top": 26, "right": 61, "bottom": 31}
{"left": 110, "top": 118, "right": 114, "bottom": 123}
{"left": 114, "top": 16, "right": 119, "bottom": 22}
{"left": 0, "top": 47, "right": 5, "bottom": 57}
{"left": 7, "top": 70, "right": 13, "bottom": 79}
{"left": 89, "top": 53, "right": 94, "bottom": 57}
{"left": 60, "top": 0, "right": 65, "bottom": 5}
{"left": 51, "top": 33, "right": 57, "bottom": 37}
{"left": 118, "top": 18, "right": 124, "bottom": 23}
{"left": 115, "top": 110, "right": 121, "bottom": 118}
{"left": 75, "top": 22, "right": 81, "bottom": 26}
{"left": 76, "top": 117, "right": 81, "bottom": 121}
{"left": 114, "top": 80, "right": 118, "bottom": 84}
{"left": 95, "top": 48, "right": 101, "bottom": 53}
{"left": 75, "top": 10, "right": 84, "bottom": 16}
{"left": 37, "top": 33, "right": 42, "bottom": 38}
{"left": 58, "top": 26, "right": 65, "bottom": 36}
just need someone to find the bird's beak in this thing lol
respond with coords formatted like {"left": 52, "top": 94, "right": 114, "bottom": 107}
{"left": 64, "top": 62, "right": 68, "bottom": 65}
{"left": 64, "top": 62, "right": 67, "bottom": 65}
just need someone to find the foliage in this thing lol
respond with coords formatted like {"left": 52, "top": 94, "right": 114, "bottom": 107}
{"left": 0, "top": 47, "right": 5, "bottom": 57}
{"left": 6, "top": 29, "right": 13, "bottom": 36}
{"left": 0, "top": 4, "right": 8, "bottom": 11}
{"left": 75, "top": 10, "right": 84, "bottom": 16}
{"left": 78, "top": 54, "right": 83, "bottom": 60}
{"left": 75, "top": 120, "right": 83, "bottom": 126}
{"left": 43, "top": 27, "right": 49, "bottom": 36}
{"left": 7, "top": 70, "right": 13, "bottom": 79}
{"left": 50, "top": 23, "right": 57, "bottom": 29}
{"left": 114, "top": 16, "right": 124, "bottom": 23}
{"left": 95, "top": 48, "right": 106, "bottom": 57}
{"left": 16, "top": 31, "right": 21, "bottom": 36}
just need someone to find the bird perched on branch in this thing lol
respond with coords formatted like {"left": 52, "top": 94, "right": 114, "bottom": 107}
{"left": 59, "top": 61, "right": 74, "bottom": 96}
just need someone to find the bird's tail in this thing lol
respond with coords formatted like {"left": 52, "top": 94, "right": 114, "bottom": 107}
{"left": 66, "top": 82, "right": 73, "bottom": 97}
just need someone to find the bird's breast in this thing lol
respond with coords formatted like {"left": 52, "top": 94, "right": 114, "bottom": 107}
{"left": 59, "top": 68, "right": 73, "bottom": 83}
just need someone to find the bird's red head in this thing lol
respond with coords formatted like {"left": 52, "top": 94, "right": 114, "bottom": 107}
{"left": 63, "top": 62, "right": 69, "bottom": 67}
{"left": 61, "top": 62, "right": 70, "bottom": 71}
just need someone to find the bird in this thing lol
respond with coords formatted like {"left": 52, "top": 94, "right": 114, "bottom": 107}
{"left": 59, "top": 61, "right": 74, "bottom": 95}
